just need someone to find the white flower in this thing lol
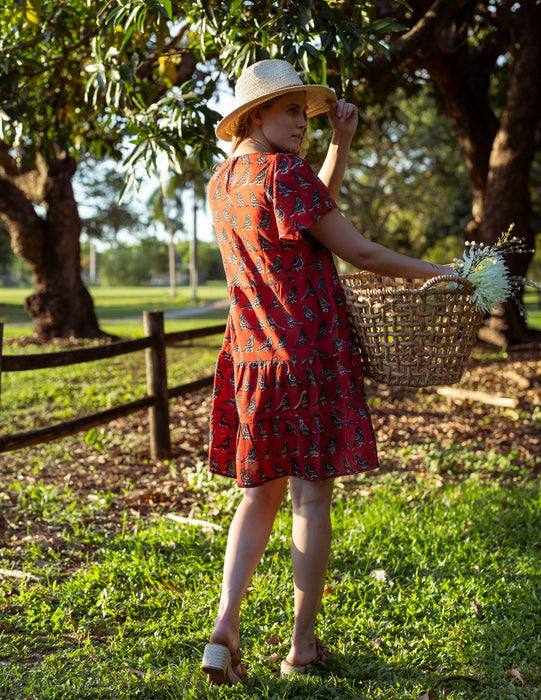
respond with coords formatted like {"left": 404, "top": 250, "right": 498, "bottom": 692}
{"left": 452, "top": 224, "right": 538, "bottom": 316}
{"left": 464, "top": 254, "right": 510, "bottom": 313}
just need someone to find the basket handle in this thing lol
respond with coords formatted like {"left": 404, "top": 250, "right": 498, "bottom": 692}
{"left": 419, "top": 274, "right": 474, "bottom": 293}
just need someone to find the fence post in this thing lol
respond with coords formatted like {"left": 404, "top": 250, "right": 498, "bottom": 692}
{"left": 143, "top": 311, "right": 171, "bottom": 459}
{"left": 0, "top": 322, "right": 3, "bottom": 404}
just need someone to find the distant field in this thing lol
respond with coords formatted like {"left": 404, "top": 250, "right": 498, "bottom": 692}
{"left": 0, "top": 283, "right": 229, "bottom": 338}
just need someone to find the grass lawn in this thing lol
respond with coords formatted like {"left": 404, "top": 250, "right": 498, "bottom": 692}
{"left": 1, "top": 286, "right": 540, "bottom": 338}
{"left": 0, "top": 282, "right": 229, "bottom": 335}
{"left": 0, "top": 453, "right": 539, "bottom": 699}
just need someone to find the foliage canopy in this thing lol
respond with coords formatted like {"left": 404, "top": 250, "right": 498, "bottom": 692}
{"left": 1, "top": 0, "right": 540, "bottom": 344}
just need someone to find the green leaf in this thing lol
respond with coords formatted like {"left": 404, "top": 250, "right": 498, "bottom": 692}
{"left": 229, "top": 0, "right": 243, "bottom": 13}
{"left": 364, "top": 17, "right": 407, "bottom": 34}
{"left": 144, "top": 0, "right": 171, "bottom": 20}
{"left": 25, "top": 0, "right": 42, "bottom": 26}
{"left": 161, "top": 0, "right": 173, "bottom": 19}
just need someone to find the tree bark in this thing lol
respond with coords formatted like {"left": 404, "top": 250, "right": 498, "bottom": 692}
{"left": 0, "top": 153, "right": 105, "bottom": 340}
{"left": 473, "top": 1, "right": 541, "bottom": 346}
{"left": 399, "top": 0, "right": 541, "bottom": 347}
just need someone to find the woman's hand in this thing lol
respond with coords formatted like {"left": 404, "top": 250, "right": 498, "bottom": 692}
{"left": 327, "top": 98, "right": 358, "bottom": 140}
{"left": 435, "top": 263, "right": 457, "bottom": 276}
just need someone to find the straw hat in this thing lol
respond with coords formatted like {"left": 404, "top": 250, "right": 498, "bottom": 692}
{"left": 216, "top": 59, "right": 336, "bottom": 142}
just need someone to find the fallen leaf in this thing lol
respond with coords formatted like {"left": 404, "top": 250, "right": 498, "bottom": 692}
{"left": 371, "top": 569, "right": 394, "bottom": 586}
{"left": 123, "top": 661, "right": 163, "bottom": 677}
{"left": 415, "top": 691, "right": 435, "bottom": 700}
{"left": 0, "top": 568, "right": 40, "bottom": 581}
{"left": 158, "top": 579, "right": 183, "bottom": 595}
{"left": 469, "top": 599, "right": 484, "bottom": 619}
{"left": 508, "top": 668, "right": 526, "bottom": 685}
{"left": 266, "top": 634, "right": 283, "bottom": 646}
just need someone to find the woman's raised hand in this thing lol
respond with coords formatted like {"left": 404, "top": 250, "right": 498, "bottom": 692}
{"left": 327, "top": 98, "right": 358, "bottom": 139}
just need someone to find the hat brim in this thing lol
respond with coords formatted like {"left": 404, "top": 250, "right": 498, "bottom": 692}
{"left": 215, "top": 84, "right": 336, "bottom": 142}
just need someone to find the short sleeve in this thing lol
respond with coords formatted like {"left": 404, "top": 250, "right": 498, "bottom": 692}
{"left": 266, "top": 154, "right": 336, "bottom": 241}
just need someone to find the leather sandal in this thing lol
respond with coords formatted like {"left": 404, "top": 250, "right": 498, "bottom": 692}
{"left": 202, "top": 643, "right": 246, "bottom": 685}
{"left": 280, "top": 638, "right": 330, "bottom": 678}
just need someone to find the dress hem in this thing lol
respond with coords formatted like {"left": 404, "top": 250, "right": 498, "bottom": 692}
{"left": 209, "top": 463, "right": 380, "bottom": 488}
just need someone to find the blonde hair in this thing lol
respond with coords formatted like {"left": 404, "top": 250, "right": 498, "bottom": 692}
{"left": 230, "top": 99, "right": 275, "bottom": 152}
{"left": 230, "top": 112, "right": 252, "bottom": 152}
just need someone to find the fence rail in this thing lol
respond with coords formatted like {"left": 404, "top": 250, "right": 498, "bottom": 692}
{"left": 0, "top": 312, "right": 226, "bottom": 457}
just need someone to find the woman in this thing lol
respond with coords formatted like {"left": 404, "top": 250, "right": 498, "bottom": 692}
{"left": 201, "top": 59, "right": 453, "bottom": 685}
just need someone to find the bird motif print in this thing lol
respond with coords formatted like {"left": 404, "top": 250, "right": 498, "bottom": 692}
{"left": 293, "top": 328, "right": 308, "bottom": 348}
{"left": 207, "top": 152, "right": 379, "bottom": 487}
{"left": 238, "top": 313, "right": 252, "bottom": 331}
{"left": 310, "top": 189, "right": 322, "bottom": 210}
{"left": 294, "top": 170, "right": 313, "bottom": 188}
{"left": 284, "top": 311, "right": 303, "bottom": 328}
{"left": 303, "top": 305, "right": 318, "bottom": 322}
{"left": 286, "top": 253, "right": 304, "bottom": 272}
{"left": 285, "top": 286, "right": 298, "bottom": 305}
{"left": 291, "top": 196, "right": 307, "bottom": 216}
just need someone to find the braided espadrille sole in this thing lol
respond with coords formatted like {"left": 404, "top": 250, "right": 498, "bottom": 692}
{"left": 202, "top": 643, "right": 242, "bottom": 685}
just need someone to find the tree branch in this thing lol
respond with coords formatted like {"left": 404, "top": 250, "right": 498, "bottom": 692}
{"left": 0, "top": 143, "right": 49, "bottom": 203}
{"left": 0, "top": 177, "right": 45, "bottom": 263}
{"left": 364, "top": 0, "right": 469, "bottom": 84}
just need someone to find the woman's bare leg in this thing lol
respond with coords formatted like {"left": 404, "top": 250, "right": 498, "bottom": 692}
{"left": 285, "top": 477, "right": 334, "bottom": 665}
{"left": 209, "top": 477, "right": 288, "bottom": 655}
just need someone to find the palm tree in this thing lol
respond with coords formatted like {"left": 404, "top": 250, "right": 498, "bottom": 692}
{"left": 147, "top": 178, "right": 184, "bottom": 297}
{"left": 147, "top": 163, "right": 210, "bottom": 300}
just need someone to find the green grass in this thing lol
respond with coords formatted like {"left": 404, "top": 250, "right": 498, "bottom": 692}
{"left": 1, "top": 284, "right": 540, "bottom": 698}
{"left": 1, "top": 288, "right": 229, "bottom": 435}
{"left": 0, "top": 282, "right": 229, "bottom": 330}
{"left": 1, "top": 455, "right": 539, "bottom": 699}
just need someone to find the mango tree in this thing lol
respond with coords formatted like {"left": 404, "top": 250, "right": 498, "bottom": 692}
{"left": 0, "top": 0, "right": 220, "bottom": 338}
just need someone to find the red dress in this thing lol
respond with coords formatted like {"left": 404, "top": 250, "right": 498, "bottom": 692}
{"left": 208, "top": 152, "right": 379, "bottom": 487}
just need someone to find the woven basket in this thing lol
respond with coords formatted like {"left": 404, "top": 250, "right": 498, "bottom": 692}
{"left": 340, "top": 272, "right": 484, "bottom": 387}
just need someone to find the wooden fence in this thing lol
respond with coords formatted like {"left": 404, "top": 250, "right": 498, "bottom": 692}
{"left": 0, "top": 311, "right": 226, "bottom": 458}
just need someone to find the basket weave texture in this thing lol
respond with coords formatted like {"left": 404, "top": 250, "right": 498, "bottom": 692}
{"left": 340, "top": 273, "right": 484, "bottom": 387}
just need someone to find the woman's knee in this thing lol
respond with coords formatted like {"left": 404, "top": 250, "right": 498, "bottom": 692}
{"left": 289, "top": 477, "right": 334, "bottom": 514}
{"left": 242, "top": 477, "right": 288, "bottom": 512}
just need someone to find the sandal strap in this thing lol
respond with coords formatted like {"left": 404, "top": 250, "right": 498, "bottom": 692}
{"left": 314, "top": 638, "right": 329, "bottom": 663}
{"left": 230, "top": 648, "right": 242, "bottom": 667}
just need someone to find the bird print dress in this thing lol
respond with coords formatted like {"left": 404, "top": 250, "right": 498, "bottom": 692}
{"left": 208, "top": 152, "right": 379, "bottom": 487}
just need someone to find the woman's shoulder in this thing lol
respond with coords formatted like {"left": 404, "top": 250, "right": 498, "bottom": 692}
{"left": 265, "top": 153, "right": 318, "bottom": 183}
{"left": 210, "top": 153, "right": 317, "bottom": 188}
{"left": 273, "top": 152, "right": 310, "bottom": 168}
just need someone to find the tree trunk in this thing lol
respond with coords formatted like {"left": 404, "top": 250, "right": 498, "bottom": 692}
{"left": 473, "top": 1, "right": 541, "bottom": 347}
{"left": 418, "top": 0, "right": 541, "bottom": 347}
{"left": 0, "top": 153, "right": 105, "bottom": 341}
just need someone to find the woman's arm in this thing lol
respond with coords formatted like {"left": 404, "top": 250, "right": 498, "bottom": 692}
{"left": 309, "top": 209, "right": 454, "bottom": 279}
{"left": 317, "top": 99, "right": 358, "bottom": 201}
